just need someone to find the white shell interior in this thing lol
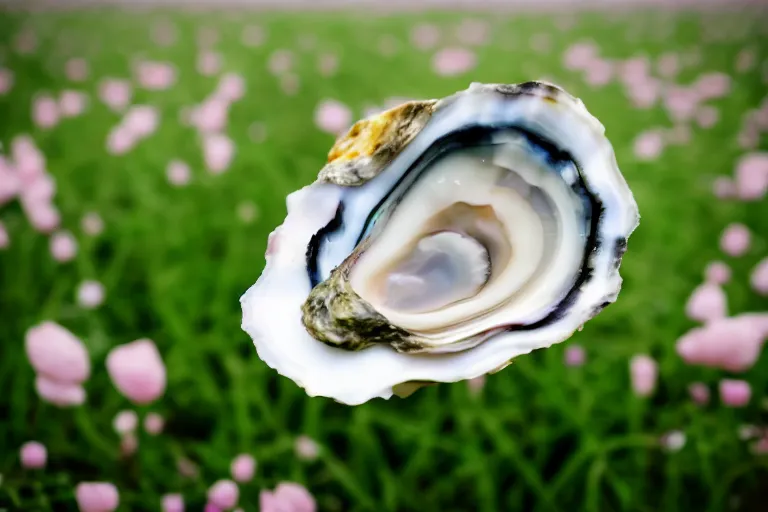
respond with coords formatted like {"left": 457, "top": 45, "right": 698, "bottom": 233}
{"left": 241, "top": 83, "right": 639, "bottom": 405}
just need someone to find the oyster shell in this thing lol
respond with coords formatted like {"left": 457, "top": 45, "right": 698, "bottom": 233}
{"left": 241, "top": 82, "right": 639, "bottom": 405}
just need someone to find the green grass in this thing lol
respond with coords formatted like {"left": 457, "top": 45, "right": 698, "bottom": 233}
{"left": 1, "top": 7, "right": 768, "bottom": 512}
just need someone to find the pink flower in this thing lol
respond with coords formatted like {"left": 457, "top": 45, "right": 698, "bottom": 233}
{"left": 411, "top": 23, "right": 440, "bottom": 50}
{"left": 295, "top": 435, "right": 319, "bottom": 460}
{"left": 0, "top": 220, "right": 8, "bottom": 249}
{"left": 734, "top": 152, "right": 768, "bottom": 201}
{"left": 98, "top": 79, "right": 132, "bottom": 112}
{"left": 230, "top": 454, "right": 256, "bottom": 482}
{"left": 32, "top": 95, "right": 60, "bottom": 129}
{"left": 268, "top": 50, "right": 293, "bottom": 75}
{"left": 113, "top": 410, "right": 138, "bottom": 434}
{"left": 215, "top": 73, "right": 246, "bottom": 103}
{"left": 685, "top": 283, "right": 727, "bottom": 323}
{"left": 120, "top": 433, "right": 138, "bottom": 457}
{"left": 59, "top": 90, "right": 88, "bottom": 118}
{"left": 665, "top": 123, "right": 692, "bottom": 147}
{"left": 77, "top": 280, "right": 105, "bottom": 309}
{"left": 693, "top": 72, "right": 731, "bottom": 101}
{"left": 50, "top": 230, "right": 78, "bottom": 262}
{"left": 564, "top": 344, "right": 586, "bottom": 367}
{"left": 432, "top": 48, "right": 476, "bottom": 77}
{"left": 81, "top": 212, "right": 104, "bottom": 236}
{"left": 162, "top": 493, "right": 185, "bottom": 512}
{"left": 207, "top": 480, "right": 239, "bottom": 510}
{"left": 202, "top": 134, "right": 235, "bottom": 175}
{"left": 720, "top": 223, "right": 751, "bottom": 257}
{"left": 0, "top": 67, "right": 14, "bottom": 95}
{"left": 135, "top": 61, "right": 177, "bottom": 90}
{"left": 280, "top": 74, "right": 299, "bottom": 96}
{"left": 237, "top": 201, "right": 258, "bottom": 224}
{"left": 719, "top": 379, "right": 751, "bottom": 407}
{"left": 190, "top": 99, "right": 229, "bottom": 134}
{"left": 20, "top": 441, "right": 47, "bottom": 469}
{"left": 563, "top": 41, "right": 598, "bottom": 71}
{"left": 676, "top": 314, "right": 768, "bottom": 372}
{"left": 106, "top": 126, "right": 136, "bottom": 155}
{"left": 177, "top": 457, "right": 199, "bottom": 478}
{"left": 704, "top": 261, "right": 731, "bottom": 285}
{"left": 144, "top": 412, "right": 164, "bottom": 435}
{"left": 712, "top": 176, "right": 736, "bottom": 199}
{"left": 584, "top": 59, "right": 613, "bottom": 87}
{"left": 688, "top": 382, "right": 710, "bottom": 405}
{"left": 695, "top": 105, "right": 719, "bottom": 129}
{"left": 735, "top": 48, "right": 756, "bottom": 73}
{"left": 75, "top": 482, "right": 119, "bottom": 512}
{"left": 456, "top": 19, "right": 489, "bottom": 46}
{"left": 166, "top": 160, "right": 191, "bottom": 187}
{"left": 26, "top": 321, "right": 90, "bottom": 384}
{"left": 35, "top": 375, "right": 86, "bottom": 407}
{"left": 314, "top": 100, "right": 352, "bottom": 135}
{"left": 660, "top": 430, "right": 686, "bottom": 452}
{"left": 317, "top": 53, "right": 339, "bottom": 77}
{"left": 663, "top": 86, "right": 699, "bottom": 123}
{"left": 66, "top": 58, "right": 89, "bottom": 82}
{"left": 260, "top": 482, "right": 316, "bottom": 512}
{"left": 626, "top": 79, "right": 660, "bottom": 109}
{"left": 633, "top": 130, "right": 664, "bottom": 161}
{"left": 241, "top": 25, "right": 265, "bottom": 47}
{"left": 629, "top": 354, "right": 657, "bottom": 397}
{"left": 0, "top": 158, "right": 20, "bottom": 205}
{"left": 197, "top": 51, "right": 222, "bottom": 77}
{"left": 656, "top": 53, "right": 679, "bottom": 78}
{"left": 751, "top": 258, "right": 768, "bottom": 295}
{"left": 467, "top": 375, "right": 485, "bottom": 396}
{"left": 106, "top": 339, "right": 167, "bottom": 405}
{"left": 123, "top": 105, "right": 159, "bottom": 139}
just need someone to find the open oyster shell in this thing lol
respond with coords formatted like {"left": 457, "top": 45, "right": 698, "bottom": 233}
{"left": 241, "top": 82, "right": 639, "bottom": 405}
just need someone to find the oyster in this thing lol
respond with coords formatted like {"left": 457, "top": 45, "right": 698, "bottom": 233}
{"left": 241, "top": 82, "right": 639, "bottom": 405}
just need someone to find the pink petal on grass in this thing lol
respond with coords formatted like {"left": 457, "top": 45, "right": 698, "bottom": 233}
{"left": 456, "top": 19, "right": 490, "bottom": 47}
{"left": 720, "top": 223, "right": 751, "bottom": 257}
{"left": 629, "top": 354, "right": 657, "bottom": 397}
{"left": 751, "top": 258, "right": 768, "bottom": 296}
{"left": 584, "top": 59, "right": 613, "bottom": 87}
{"left": 295, "top": 435, "right": 320, "bottom": 461}
{"left": 688, "top": 382, "right": 710, "bottom": 405}
{"left": 144, "top": 412, "right": 164, "bottom": 435}
{"left": 166, "top": 160, "right": 191, "bottom": 187}
{"left": 314, "top": 99, "right": 352, "bottom": 135}
{"left": 0, "top": 158, "right": 20, "bottom": 205}
{"left": 20, "top": 441, "right": 47, "bottom": 469}
{"left": 410, "top": 23, "right": 440, "bottom": 50}
{"left": 75, "top": 482, "right": 119, "bottom": 512}
{"left": 260, "top": 482, "right": 316, "bottom": 512}
{"left": 59, "top": 90, "right": 88, "bottom": 118}
{"left": 32, "top": 95, "right": 60, "bottom": 129}
{"left": 26, "top": 321, "right": 90, "bottom": 383}
{"left": 268, "top": 50, "right": 293, "bottom": 76}
{"left": 695, "top": 105, "right": 719, "bottom": 129}
{"left": 106, "top": 126, "right": 136, "bottom": 155}
{"left": 65, "top": 58, "right": 89, "bottom": 82}
{"left": 719, "top": 379, "right": 751, "bottom": 407}
{"left": 230, "top": 454, "right": 256, "bottom": 482}
{"left": 23, "top": 201, "right": 60, "bottom": 233}
{"left": 123, "top": 105, "right": 159, "bottom": 138}
{"left": 77, "top": 280, "right": 105, "bottom": 309}
{"left": 704, "top": 261, "right": 731, "bottom": 285}
{"left": 106, "top": 339, "right": 167, "bottom": 405}
{"left": 0, "top": 67, "right": 15, "bottom": 95}
{"left": 197, "top": 51, "right": 222, "bottom": 77}
{"left": 113, "top": 410, "right": 138, "bottom": 434}
{"left": 563, "top": 41, "right": 598, "bottom": 71}
{"left": 713, "top": 176, "right": 736, "bottom": 199}
{"left": 215, "top": 73, "right": 246, "bottom": 103}
{"left": 81, "top": 212, "right": 104, "bottom": 237}
{"left": 207, "top": 480, "right": 239, "bottom": 510}
{"left": 676, "top": 315, "right": 766, "bottom": 372}
{"left": 432, "top": 47, "right": 476, "bottom": 77}
{"left": 656, "top": 53, "right": 680, "bottom": 78}
{"left": 693, "top": 72, "right": 732, "bottom": 101}
{"left": 633, "top": 130, "right": 664, "bottom": 161}
{"left": 564, "top": 344, "right": 586, "bottom": 367}
{"left": 35, "top": 375, "right": 86, "bottom": 407}
{"left": 202, "top": 134, "right": 235, "bottom": 175}
{"left": 98, "top": 79, "right": 132, "bottom": 112}
{"left": 161, "top": 494, "right": 185, "bottom": 512}
{"left": 734, "top": 152, "right": 768, "bottom": 201}
{"left": 50, "top": 230, "right": 78, "bottom": 262}
{"left": 685, "top": 282, "right": 727, "bottom": 323}
{"left": 135, "top": 61, "right": 177, "bottom": 90}
{"left": 190, "top": 99, "right": 229, "bottom": 134}
{"left": 0, "top": 221, "right": 8, "bottom": 249}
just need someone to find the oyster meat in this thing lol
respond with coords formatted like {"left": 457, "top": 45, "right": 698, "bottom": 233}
{"left": 241, "top": 82, "right": 639, "bottom": 405}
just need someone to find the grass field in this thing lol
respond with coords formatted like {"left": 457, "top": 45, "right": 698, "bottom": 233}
{"left": 1, "top": 6, "right": 768, "bottom": 511}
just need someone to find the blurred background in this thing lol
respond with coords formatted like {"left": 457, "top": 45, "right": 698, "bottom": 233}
{"left": 1, "top": 0, "right": 767, "bottom": 510}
